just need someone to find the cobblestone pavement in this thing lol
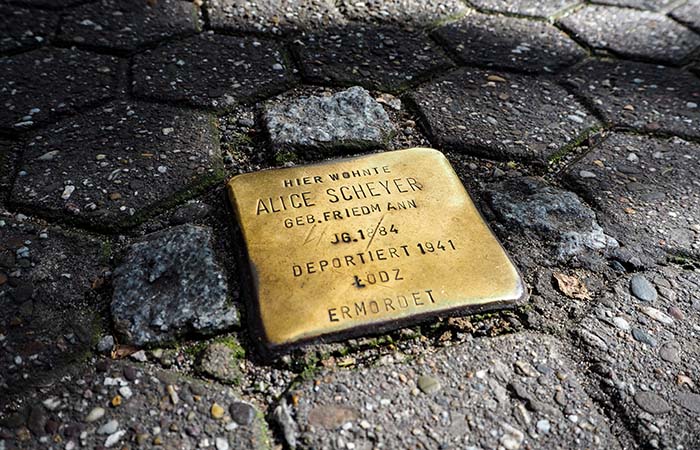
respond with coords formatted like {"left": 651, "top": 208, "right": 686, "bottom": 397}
{"left": 1, "top": 1, "right": 699, "bottom": 449}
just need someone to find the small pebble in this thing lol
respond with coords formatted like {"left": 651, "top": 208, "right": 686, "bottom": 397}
{"left": 98, "top": 419, "right": 119, "bottom": 435}
{"left": 630, "top": 275, "right": 657, "bottom": 302}
{"left": 85, "top": 407, "right": 105, "bottom": 423}
{"left": 211, "top": 403, "right": 225, "bottom": 419}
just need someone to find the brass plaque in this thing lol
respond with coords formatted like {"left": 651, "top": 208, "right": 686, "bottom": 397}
{"left": 227, "top": 148, "right": 526, "bottom": 350}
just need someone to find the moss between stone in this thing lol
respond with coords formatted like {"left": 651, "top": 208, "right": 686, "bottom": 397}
{"left": 548, "top": 124, "right": 604, "bottom": 166}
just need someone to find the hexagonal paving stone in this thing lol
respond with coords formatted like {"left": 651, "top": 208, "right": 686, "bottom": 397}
{"left": 0, "top": 212, "right": 107, "bottom": 403}
{"left": 564, "top": 60, "right": 700, "bottom": 139}
{"left": 338, "top": 0, "right": 467, "bottom": 28}
{"left": 0, "top": 6, "right": 58, "bottom": 54}
{"left": 558, "top": 5, "right": 700, "bottom": 65}
{"left": 563, "top": 133, "right": 700, "bottom": 258}
{"left": 132, "top": 34, "right": 295, "bottom": 110}
{"left": 434, "top": 11, "right": 586, "bottom": 73}
{"left": 467, "top": 0, "right": 581, "bottom": 18}
{"left": 58, "top": 0, "right": 199, "bottom": 53}
{"left": 207, "top": 0, "right": 345, "bottom": 34}
{"left": 670, "top": 0, "right": 700, "bottom": 33}
{"left": 289, "top": 333, "right": 621, "bottom": 449}
{"left": 0, "top": 359, "right": 269, "bottom": 449}
{"left": 589, "top": 0, "right": 676, "bottom": 11}
{"left": 10, "top": 101, "right": 221, "bottom": 230}
{"left": 0, "top": 47, "right": 118, "bottom": 133}
{"left": 291, "top": 26, "right": 454, "bottom": 92}
{"left": 409, "top": 68, "right": 599, "bottom": 163}
{"left": 572, "top": 267, "right": 700, "bottom": 450}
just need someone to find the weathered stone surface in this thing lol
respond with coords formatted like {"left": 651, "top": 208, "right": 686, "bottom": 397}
{"left": 291, "top": 333, "right": 621, "bottom": 449}
{"left": 339, "top": 0, "right": 467, "bottom": 28}
{"left": 111, "top": 225, "right": 238, "bottom": 346}
{"left": 58, "top": 0, "right": 199, "bottom": 53}
{"left": 559, "top": 6, "right": 700, "bottom": 64}
{"left": 10, "top": 101, "right": 221, "bottom": 229}
{"left": 0, "top": 359, "right": 269, "bottom": 449}
{"left": 0, "top": 47, "right": 118, "bottom": 133}
{"left": 670, "top": 0, "right": 700, "bottom": 33}
{"left": 0, "top": 212, "right": 106, "bottom": 404}
{"left": 434, "top": 11, "right": 585, "bottom": 73}
{"left": 292, "top": 26, "right": 453, "bottom": 92}
{"left": 132, "top": 34, "right": 294, "bottom": 110}
{"left": 410, "top": 68, "right": 598, "bottom": 162}
{"left": 589, "top": 0, "right": 675, "bottom": 11}
{"left": 467, "top": 0, "right": 580, "bottom": 18}
{"left": 198, "top": 342, "right": 241, "bottom": 384}
{"left": 573, "top": 267, "right": 700, "bottom": 449}
{"left": 565, "top": 60, "right": 700, "bottom": 139}
{"left": 0, "top": 6, "right": 58, "bottom": 54}
{"left": 484, "top": 177, "right": 618, "bottom": 263}
{"left": 9, "top": 0, "right": 86, "bottom": 9}
{"left": 264, "top": 86, "right": 394, "bottom": 155}
{"left": 207, "top": 0, "right": 344, "bottom": 34}
{"left": 563, "top": 133, "right": 700, "bottom": 258}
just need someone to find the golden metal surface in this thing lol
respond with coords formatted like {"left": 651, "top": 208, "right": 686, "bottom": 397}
{"left": 227, "top": 148, "right": 526, "bottom": 349}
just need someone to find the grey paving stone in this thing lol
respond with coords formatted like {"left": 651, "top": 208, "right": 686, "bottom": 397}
{"left": 207, "top": 0, "right": 344, "bottom": 34}
{"left": 467, "top": 0, "right": 581, "bottom": 18}
{"left": 58, "top": 0, "right": 199, "bottom": 53}
{"left": 0, "top": 47, "right": 118, "bottom": 133}
{"left": 291, "top": 26, "right": 453, "bottom": 92}
{"left": 483, "top": 177, "right": 618, "bottom": 265}
{"left": 289, "top": 333, "right": 621, "bottom": 449}
{"left": 563, "top": 133, "right": 700, "bottom": 259}
{"left": 670, "top": 0, "right": 700, "bottom": 33}
{"left": 434, "top": 11, "right": 586, "bottom": 73}
{"left": 0, "top": 6, "right": 58, "bottom": 54}
{"left": 338, "top": 0, "right": 467, "bottom": 28}
{"left": 564, "top": 60, "right": 700, "bottom": 139}
{"left": 264, "top": 86, "right": 395, "bottom": 156}
{"left": 573, "top": 267, "right": 700, "bottom": 450}
{"left": 0, "top": 359, "right": 269, "bottom": 448}
{"left": 589, "top": 0, "right": 676, "bottom": 11}
{"left": 559, "top": 5, "right": 700, "bottom": 64}
{"left": 132, "top": 34, "right": 295, "bottom": 110}
{"left": 0, "top": 212, "right": 107, "bottom": 404}
{"left": 111, "top": 225, "right": 238, "bottom": 347}
{"left": 10, "top": 101, "right": 221, "bottom": 229}
{"left": 409, "top": 68, "right": 599, "bottom": 162}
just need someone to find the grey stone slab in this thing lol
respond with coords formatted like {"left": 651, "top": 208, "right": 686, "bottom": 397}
{"left": 0, "top": 47, "right": 118, "bottom": 133}
{"left": 10, "top": 101, "right": 221, "bottom": 230}
{"left": 0, "top": 212, "right": 106, "bottom": 404}
{"left": 434, "top": 11, "right": 586, "bottom": 73}
{"left": 0, "top": 6, "right": 58, "bottom": 54}
{"left": 264, "top": 86, "right": 395, "bottom": 156}
{"left": 670, "top": 0, "right": 700, "bottom": 33}
{"left": 409, "top": 68, "right": 599, "bottom": 162}
{"left": 0, "top": 359, "right": 268, "bottom": 449}
{"left": 289, "top": 333, "right": 621, "bottom": 450}
{"left": 111, "top": 225, "right": 238, "bottom": 347}
{"left": 132, "top": 34, "right": 295, "bottom": 110}
{"left": 564, "top": 60, "right": 700, "bottom": 139}
{"left": 559, "top": 5, "right": 700, "bottom": 64}
{"left": 483, "top": 177, "right": 618, "bottom": 265}
{"left": 338, "top": 0, "right": 467, "bottom": 28}
{"left": 467, "top": 0, "right": 581, "bottom": 18}
{"left": 291, "top": 26, "right": 454, "bottom": 92}
{"left": 58, "top": 0, "right": 199, "bottom": 53}
{"left": 563, "top": 133, "right": 700, "bottom": 259}
{"left": 207, "top": 0, "right": 345, "bottom": 35}
{"left": 573, "top": 266, "right": 700, "bottom": 449}
{"left": 590, "top": 0, "right": 676, "bottom": 11}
